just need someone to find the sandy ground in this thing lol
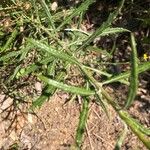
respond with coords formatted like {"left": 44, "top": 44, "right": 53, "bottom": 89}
{"left": 0, "top": 89, "right": 149, "bottom": 150}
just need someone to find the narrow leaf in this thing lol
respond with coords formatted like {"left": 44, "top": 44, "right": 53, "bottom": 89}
{"left": 83, "top": 65, "right": 112, "bottom": 77}
{"left": 40, "top": 57, "right": 55, "bottom": 65}
{"left": 119, "top": 110, "right": 150, "bottom": 149}
{"left": 31, "top": 70, "right": 66, "bottom": 109}
{"left": 102, "top": 61, "right": 150, "bottom": 85}
{"left": 16, "top": 64, "right": 38, "bottom": 79}
{"left": 57, "top": 0, "right": 95, "bottom": 30}
{"left": 81, "top": 67, "right": 110, "bottom": 117}
{"left": 76, "top": 98, "right": 89, "bottom": 148}
{"left": 70, "top": 27, "right": 129, "bottom": 38}
{"left": 1, "top": 28, "right": 18, "bottom": 52}
{"left": 19, "top": 44, "right": 33, "bottom": 61}
{"left": 76, "top": 0, "right": 125, "bottom": 51}
{"left": 39, "top": 75, "right": 95, "bottom": 96}
{"left": 47, "top": 60, "right": 56, "bottom": 77}
{"left": 0, "top": 51, "right": 22, "bottom": 61}
{"left": 114, "top": 123, "right": 128, "bottom": 150}
{"left": 8, "top": 65, "right": 21, "bottom": 81}
{"left": 125, "top": 33, "right": 138, "bottom": 108}
{"left": 39, "top": 0, "right": 55, "bottom": 30}
{"left": 28, "top": 39, "right": 80, "bottom": 65}
{"left": 99, "top": 27, "right": 130, "bottom": 37}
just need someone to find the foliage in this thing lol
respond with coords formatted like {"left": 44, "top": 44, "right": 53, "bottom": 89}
{"left": 0, "top": 0, "right": 150, "bottom": 149}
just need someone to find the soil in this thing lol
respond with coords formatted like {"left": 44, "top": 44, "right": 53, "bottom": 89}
{"left": 0, "top": 81, "right": 149, "bottom": 150}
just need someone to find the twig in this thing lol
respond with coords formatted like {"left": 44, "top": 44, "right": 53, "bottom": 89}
{"left": 86, "top": 124, "right": 94, "bottom": 150}
{"left": 93, "top": 132, "right": 114, "bottom": 149}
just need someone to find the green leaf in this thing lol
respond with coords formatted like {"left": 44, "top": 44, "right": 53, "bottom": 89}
{"left": 114, "top": 123, "right": 128, "bottom": 150}
{"left": 125, "top": 33, "right": 138, "bottom": 108}
{"left": 1, "top": 28, "right": 18, "bottom": 52}
{"left": 102, "top": 61, "right": 150, "bottom": 85}
{"left": 0, "top": 31, "right": 5, "bottom": 37}
{"left": 138, "top": 18, "right": 150, "bottom": 26}
{"left": 8, "top": 65, "right": 21, "bottom": 81}
{"left": 99, "top": 27, "right": 130, "bottom": 37}
{"left": 39, "top": 0, "right": 55, "bottom": 30}
{"left": 0, "top": 51, "right": 22, "bottom": 61}
{"left": 52, "top": 9, "right": 74, "bottom": 22}
{"left": 39, "top": 75, "right": 95, "bottom": 96}
{"left": 81, "top": 67, "right": 110, "bottom": 117}
{"left": 83, "top": 65, "right": 112, "bottom": 78}
{"left": 119, "top": 110, "right": 150, "bottom": 149}
{"left": 95, "top": 92, "right": 110, "bottom": 118}
{"left": 76, "top": 97, "right": 89, "bottom": 148}
{"left": 47, "top": 60, "right": 56, "bottom": 77}
{"left": 28, "top": 39, "right": 80, "bottom": 65}
{"left": 0, "top": 44, "right": 33, "bottom": 63}
{"left": 31, "top": 94, "right": 49, "bottom": 109}
{"left": 16, "top": 64, "right": 39, "bottom": 79}
{"left": 69, "top": 27, "right": 129, "bottom": 42}
{"left": 31, "top": 67, "right": 66, "bottom": 109}
{"left": 57, "top": 0, "right": 95, "bottom": 30}
{"left": 76, "top": 0, "right": 125, "bottom": 51}
{"left": 19, "top": 44, "right": 33, "bottom": 61}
